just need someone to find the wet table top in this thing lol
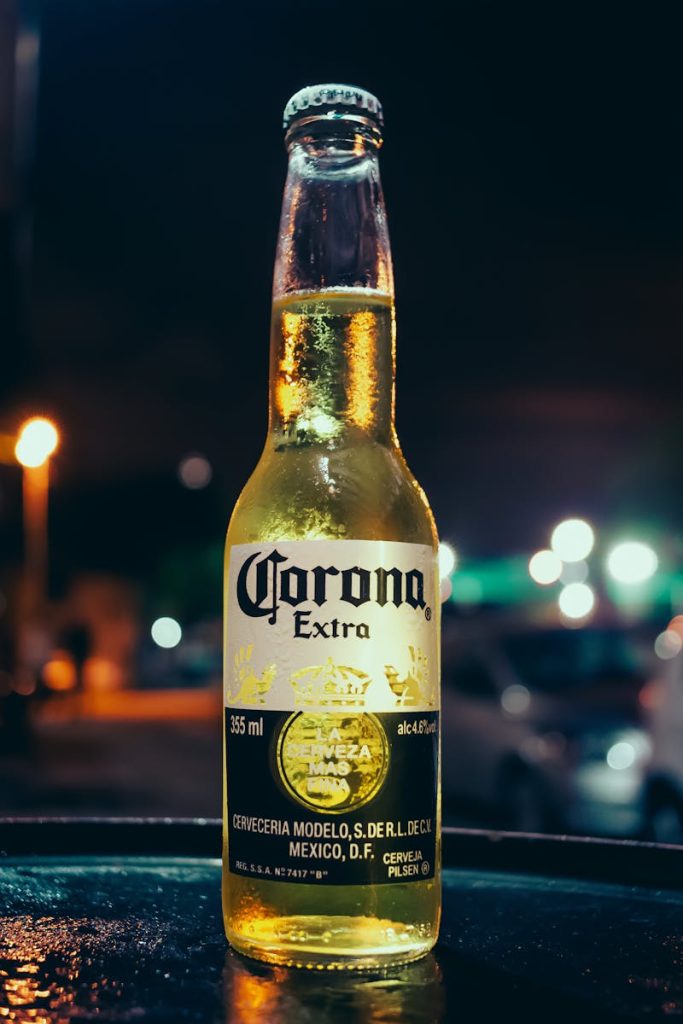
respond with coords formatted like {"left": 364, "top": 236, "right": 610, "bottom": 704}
{"left": 0, "top": 821, "right": 682, "bottom": 1022}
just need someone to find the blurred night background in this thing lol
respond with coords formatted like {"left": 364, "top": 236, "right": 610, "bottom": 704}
{"left": 1, "top": 0, "right": 683, "bottom": 837}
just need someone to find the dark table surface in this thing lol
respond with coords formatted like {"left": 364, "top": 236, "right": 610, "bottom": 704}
{"left": 0, "top": 819, "right": 682, "bottom": 1022}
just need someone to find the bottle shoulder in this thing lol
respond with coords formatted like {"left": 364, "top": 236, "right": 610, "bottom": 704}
{"left": 226, "top": 442, "right": 436, "bottom": 548}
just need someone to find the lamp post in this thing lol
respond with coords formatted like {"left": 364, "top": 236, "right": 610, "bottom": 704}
{"left": 14, "top": 417, "right": 60, "bottom": 671}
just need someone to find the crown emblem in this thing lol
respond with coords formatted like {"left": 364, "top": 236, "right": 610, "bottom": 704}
{"left": 290, "top": 657, "right": 372, "bottom": 707}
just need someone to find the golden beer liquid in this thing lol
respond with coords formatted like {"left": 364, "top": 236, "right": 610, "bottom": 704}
{"left": 223, "top": 290, "right": 441, "bottom": 969}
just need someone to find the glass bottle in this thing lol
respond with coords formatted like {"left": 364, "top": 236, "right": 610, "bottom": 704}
{"left": 223, "top": 84, "right": 440, "bottom": 970}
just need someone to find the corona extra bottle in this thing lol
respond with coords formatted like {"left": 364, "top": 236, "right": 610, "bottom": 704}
{"left": 223, "top": 84, "right": 440, "bottom": 969}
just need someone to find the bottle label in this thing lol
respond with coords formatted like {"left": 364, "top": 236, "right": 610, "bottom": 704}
{"left": 225, "top": 540, "right": 439, "bottom": 886}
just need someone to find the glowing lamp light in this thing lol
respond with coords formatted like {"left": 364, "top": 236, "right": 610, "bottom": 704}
{"left": 668, "top": 615, "right": 683, "bottom": 638}
{"left": 639, "top": 681, "right": 664, "bottom": 711}
{"left": 83, "top": 656, "right": 121, "bottom": 691}
{"left": 550, "top": 518, "right": 595, "bottom": 562}
{"left": 606, "top": 741, "right": 636, "bottom": 771}
{"left": 178, "top": 453, "right": 213, "bottom": 490}
{"left": 42, "top": 652, "right": 77, "bottom": 692}
{"left": 151, "top": 617, "right": 182, "bottom": 649}
{"left": 606, "top": 541, "right": 658, "bottom": 584}
{"left": 654, "top": 630, "right": 682, "bottom": 660}
{"left": 528, "top": 549, "right": 562, "bottom": 585}
{"left": 501, "top": 684, "right": 531, "bottom": 715}
{"left": 438, "top": 542, "right": 457, "bottom": 580}
{"left": 15, "top": 417, "right": 59, "bottom": 468}
{"left": 558, "top": 582, "right": 595, "bottom": 620}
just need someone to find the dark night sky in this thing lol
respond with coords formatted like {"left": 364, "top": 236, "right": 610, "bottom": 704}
{"left": 3, "top": 0, "right": 683, "bottom": 576}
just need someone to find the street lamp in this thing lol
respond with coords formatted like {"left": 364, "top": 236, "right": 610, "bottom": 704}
{"left": 14, "top": 418, "right": 60, "bottom": 665}
{"left": 606, "top": 541, "right": 658, "bottom": 585}
{"left": 550, "top": 518, "right": 595, "bottom": 562}
{"left": 438, "top": 541, "right": 457, "bottom": 579}
{"left": 15, "top": 417, "right": 59, "bottom": 469}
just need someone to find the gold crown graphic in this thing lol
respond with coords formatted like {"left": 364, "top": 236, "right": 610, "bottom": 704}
{"left": 290, "top": 658, "right": 372, "bottom": 707}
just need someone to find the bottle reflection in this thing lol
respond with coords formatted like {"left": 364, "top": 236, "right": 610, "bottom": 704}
{"left": 224, "top": 950, "right": 444, "bottom": 1024}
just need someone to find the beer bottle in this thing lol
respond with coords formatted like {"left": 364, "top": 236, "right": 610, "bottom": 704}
{"left": 223, "top": 84, "right": 440, "bottom": 970}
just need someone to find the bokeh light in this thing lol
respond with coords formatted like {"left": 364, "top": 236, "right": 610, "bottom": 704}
{"left": 42, "top": 652, "right": 77, "bottom": 692}
{"left": 151, "top": 617, "right": 182, "bottom": 649}
{"left": 438, "top": 542, "right": 457, "bottom": 579}
{"left": 178, "top": 453, "right": 213, "bottom": 490}
{"left": 558, "top": 582, "right": 595, "bottom": 620}
{"left": 668, "top": 615, "right": 683, "bottom": 638}
{"left": 639, "top": 680, "right": 664, "bottom": 711}
{"left": 606, "top": 741, "right": 636, "bottom": 771}
{"left": 654, "top": 630, "right": 682, "bottom": 660}
{"left": 528, "top": 549, "right": 562, "bottom": 585}
{"left": 606, "top": 541, "right": 658, "bottom": 584}
{"left": 501, "top": 684, "right": 531, "bottom": 715}
{"left": 550, "top": 519, "right": 595, "bottom": 562}
{"left": 15, "top": 417, "right": 59, "bottom": 468}
{"left": 83, "top": 657, "right": 121, "bottom": 691}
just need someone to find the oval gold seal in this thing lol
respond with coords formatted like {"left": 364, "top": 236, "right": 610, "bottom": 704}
{"left": 276, "top": 711, "right": 389, "bottom": 814}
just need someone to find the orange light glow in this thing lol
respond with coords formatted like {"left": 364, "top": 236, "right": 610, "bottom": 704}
{"left": 346, "top": 310, "right": 376, "bottom": 429}
{"left": 639, "top": 680, "right": 664, "bottom": 711}
{"left": 229, "top": 969, "right": 284, "bottom": 1023}
{"left": 276, "top": 311, "right": 306, "bottom": 423}
{"left": 42, "top": 651, "right": 77, "bottom": 692}
{"left": 83, "top": 657, "right": 121, "bottom": 692}
{"left": 15, "top": 417, "right": 60, "bottom": 468}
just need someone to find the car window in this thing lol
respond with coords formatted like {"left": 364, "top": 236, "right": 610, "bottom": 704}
{"left": 503, "top": 628, "right": 645, "bottom": 694}
{"left": 450, "top": 658, "right": 497, "bottom": 699}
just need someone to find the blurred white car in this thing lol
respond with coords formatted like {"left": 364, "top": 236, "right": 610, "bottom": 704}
{"left": 442, "top": 615, "right": 651, "bottom": 837}
{"left": 642, "top": 652, "right": 683, "bottom": 842}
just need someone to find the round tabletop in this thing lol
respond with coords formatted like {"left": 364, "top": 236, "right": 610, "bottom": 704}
{"left": 0, "top": 819, "right": 681, "bottom": 1021}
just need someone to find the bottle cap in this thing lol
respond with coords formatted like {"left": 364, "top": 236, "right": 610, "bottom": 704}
{"left": 283, "top": 83, "right": 383, "bottom": 132}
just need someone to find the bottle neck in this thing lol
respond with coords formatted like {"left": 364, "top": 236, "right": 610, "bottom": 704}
{"left": 268, "top": 125, "right": 396, "bottom": 448}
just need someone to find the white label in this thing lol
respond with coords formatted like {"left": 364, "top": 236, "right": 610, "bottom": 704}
{"left": 225, "top": 540, "right": 439, "bottom": 714}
